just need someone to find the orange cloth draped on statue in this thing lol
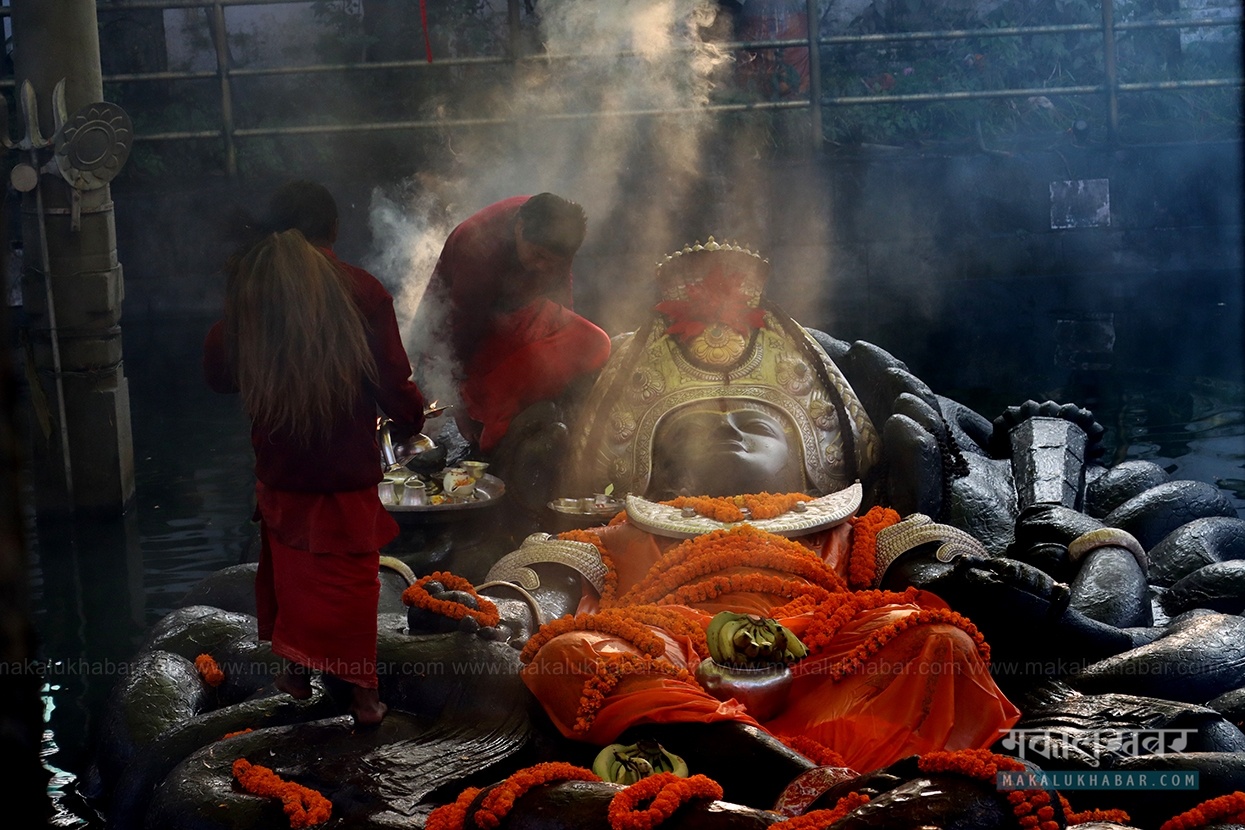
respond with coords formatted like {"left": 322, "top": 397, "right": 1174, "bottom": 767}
{"left": 521, "top": 520, "right": 1020, "bottom": 773}
{"left": 459, "top": 297, "right": 610, "bottom": 452}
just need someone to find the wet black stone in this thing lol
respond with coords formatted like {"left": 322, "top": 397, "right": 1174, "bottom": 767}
{"left": 1068, "top": 752, "right": 1245, "bottom": 824}
{"left": 436, "top": 589, "right": 479, "bottom": 610}
{"left": 947, "top": 453, "right": 1019, "bottom": 555}
{"left": 831, "top": 774, "right": 1012, "bottom": 830}
{"left": 144, "top": 605, "right": 257, "bottom": 657}
{"left": 1069, "top": 547, "right": 1151, "bottom": 628}
{"left": 1008, "top": 688, "right": 1245, "bottom": 771}
{"left": 1104, "top": 480, "right": 1240, "bottom": 551}
{"left": 1161, "top": 560, "right": 1245, "bottom": 616}
{"left": 1072, "top": 613, "right": 1245, "bottom": 703}
{"left": 883, "top": 412, "right": 943, "bottom": 518}
{"left": 178, "top": 564, "right": 259, "bottom": 615}
{"left": 1149, "top": 516, "right": 1245, "bottom": 587}
{"left": 1206, "top": 687, "right": 1245, "bottom": 728}
{"left": 1012, "top": 504, "right": 1106, "bottom": 551}
{"left": 1084, "top": 459, "right": 1171, "bottom": 518}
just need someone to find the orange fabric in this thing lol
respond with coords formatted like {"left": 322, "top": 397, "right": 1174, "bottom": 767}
{"left": 460, "top": 298, "right": 610, "bottom": 452}
{"left": 522, "top": 628, "right": 756, "bottom": 744}
{"left": 524, "top": 520, "right": 1021, "bottom": 772}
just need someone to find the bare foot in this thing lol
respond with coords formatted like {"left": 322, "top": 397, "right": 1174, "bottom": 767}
{"left": 275, "top": 666, "right": 313, "bottom": 700}
{"left": 348, "top": 685, "right": 387, "bottom": 728}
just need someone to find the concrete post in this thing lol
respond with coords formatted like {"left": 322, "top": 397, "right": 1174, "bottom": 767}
{"left": 11, "top": 0, "right": 135, "bottom": 515}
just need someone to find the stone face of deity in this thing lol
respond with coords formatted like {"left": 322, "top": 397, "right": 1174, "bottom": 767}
{"left": 647, "top": 400, "right": 807, "bottom": 499}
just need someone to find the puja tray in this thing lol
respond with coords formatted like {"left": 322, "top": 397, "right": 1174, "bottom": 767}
{"left": 384, "top": 473, "right": 506, "bottom": 513}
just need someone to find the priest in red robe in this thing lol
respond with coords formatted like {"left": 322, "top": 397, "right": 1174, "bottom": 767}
{"left": 426, "top": 193, "right": 611, "bottom": 453}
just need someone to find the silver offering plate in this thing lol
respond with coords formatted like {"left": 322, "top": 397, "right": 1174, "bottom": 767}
{"left": 547, "top": 496, "right": 624, "bottom": 518}
{"left": 384, "top": 473, "right": 505, "bottom": 513}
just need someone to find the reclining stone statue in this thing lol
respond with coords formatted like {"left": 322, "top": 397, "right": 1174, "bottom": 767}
{"left": 87, "top": 239, "right": 1245, "bottom": 829}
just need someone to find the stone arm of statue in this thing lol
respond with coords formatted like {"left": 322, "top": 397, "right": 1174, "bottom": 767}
{"left": 808, "top": 329, "right": 1021, "bottom": 551}
{"left": 810, "top": 330, "right": 1164, "bottom": 676}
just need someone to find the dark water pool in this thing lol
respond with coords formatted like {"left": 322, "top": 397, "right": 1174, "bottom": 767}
{"left": 22, "top": 317, "right": 1245, "bottom": 827}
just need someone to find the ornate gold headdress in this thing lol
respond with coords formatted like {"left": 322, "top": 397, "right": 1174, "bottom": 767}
{"left": 561, "top": 238, "right": 881, "bottom": 498}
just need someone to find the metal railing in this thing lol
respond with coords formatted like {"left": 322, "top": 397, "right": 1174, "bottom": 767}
{"left": 2, "top": 0, "right": 1240, "bottom": 175}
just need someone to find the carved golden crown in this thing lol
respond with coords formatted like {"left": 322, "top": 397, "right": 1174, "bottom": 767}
{"left": 655, "top": 236, "right": 770, "bottom": 305}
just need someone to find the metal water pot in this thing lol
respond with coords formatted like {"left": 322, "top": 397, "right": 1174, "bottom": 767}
{"left": 378, "top": 418, "right": 436, "bottom": 472}
{"left": 694, "top": 658, "right": 792, "bottom": 721}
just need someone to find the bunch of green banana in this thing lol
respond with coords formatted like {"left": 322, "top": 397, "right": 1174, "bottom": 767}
{"left": 705, "top": 611, "right": 809, "bottom": 667}
{"left": 592, "top": 739, "right": 688, "bottom": 784}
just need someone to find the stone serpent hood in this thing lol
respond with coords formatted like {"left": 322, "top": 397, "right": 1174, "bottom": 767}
{"left": 560, "top": 238, "right": 881, "bottom": 498}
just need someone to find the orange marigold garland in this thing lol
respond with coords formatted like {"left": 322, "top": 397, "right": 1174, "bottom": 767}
{"left": 607, "top": 772, "right": 723, "bottom": 830}
{"left": 799, "top": 588, "right": 919, "bottom": 652}
{"left": 1058, "top": 794, "right": 1130, "bottom": 826}
{"left": 195, "top": 653, "right": 225, "bottom": 687}
{"left": 232, "top": 758, "right": 332, "bottom": 829}
{"left": 520, "top": 610, "right": 706, "bottom": 734}
{"left": 401, "top": 571, "right": 500, "bottom": 628}
{"left": 473, "top": 762, "right": 600, "bottom": 829}
{"left": 795, "top": 585, "right": 991, "bottom": 678}
{"left": 626, "top": 604, "right": 711, "bottom": 659}
{"left": 1159, "top": 791, "right": 1245, "bottom": 830}
{"left": 659, "top": 572, "right": 833, "bottom": 610}
{"left": 520, "top": 610, "right": 667, "bottom": 665}
{"left": 663, "top": 492, "right": 814, "bottom": 523}
{"left": 574, "top": 653, "right": 694, "bottom": 734}
{"left": 770, "top": 792, "right": 871, "bottom": 828}
{"left": 778, "top": 734, "right": 849, "bottom": 769}
{"left": 918, "top": 749, "right": 1058, "bottom": 830}
{"left": 846, "top": 506, "right": 900, "bottom": 589}
{"left": 557, "top": 527, "right": 619, "bottom": 601}
{"left": 425, "top": 786, "right": 481, "bottom": 830}
{"left": 609, "top": 525, "right": 845, "bottom": 608}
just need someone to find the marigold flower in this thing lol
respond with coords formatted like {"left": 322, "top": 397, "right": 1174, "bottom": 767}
{"left": 607, "top": 772, "right": 723, "bottom": 830}
{"left": 472, "top": 763, "right": 599, "bottom": 829}
{"left": 1160, "top": 791, "right": 1245, "bottom": 830}
{"left": 768, "top": 791, "right": 871, "bottom": 828}
{"left": 232, "top": 758, "right": 331, "bottom": 829}
{"left": 425, "top": 786, "right": 481, "bottom": 830}
{"left": 1058, "top": 793, "right": 1131, "bottom": 825}
{"left": 401, "top": 571, "right": 500, "bottom": 628}
{"left": 195, "top": 653, "right": 224, "bottom": 687}
{"left": 846, "top": 505, "right": 899, "bottom": 589}
{"left": 917, "top": 749, "right": 1057, "bottom": 830}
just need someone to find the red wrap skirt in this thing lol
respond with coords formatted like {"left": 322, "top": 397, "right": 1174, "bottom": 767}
{"left": 254, "top": 483, "right": 398, "bottom": 688}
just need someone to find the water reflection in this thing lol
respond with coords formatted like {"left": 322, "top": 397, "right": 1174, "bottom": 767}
{"left": 43, "top": 685, "right": 90, "bottom": 828}
{"left": 1115, "top": 373, "right": 1245, "bottom": 512}
{"left": 28, "top": 317, "right": 256, "bottom": 826}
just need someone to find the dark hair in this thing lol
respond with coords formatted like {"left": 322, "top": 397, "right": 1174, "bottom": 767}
{"left": 517, "top": 193, "right": 586, "bottom": 257}
{"left": 267, "top": 180, "right": 338, "bottom": 244}
{"left": 226, "top": 229, "right": 377, "bottom": 442}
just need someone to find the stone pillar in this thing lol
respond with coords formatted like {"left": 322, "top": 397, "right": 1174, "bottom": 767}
{"left": 11, "top": 0, "right": 134, "bottom": 515}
